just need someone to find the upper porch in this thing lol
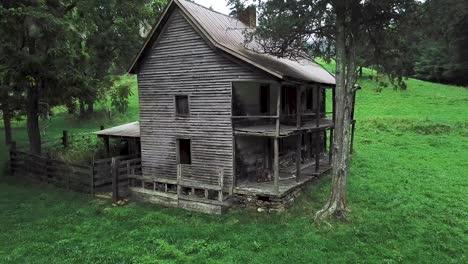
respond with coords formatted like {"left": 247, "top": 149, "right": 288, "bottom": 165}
{"left": 231, "top": 81, "right": 336, "bottom": 137}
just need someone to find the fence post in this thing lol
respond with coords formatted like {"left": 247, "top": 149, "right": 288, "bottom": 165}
{"left": 177, "top": 164, "right": 182, "bottom": 205}
{"left": 8, "top": 141, "right": 16, "bottom": 175}
{"left": 62, "top": 130, "right": 69, "bottom": 148}
{"left": 218, "top": 168, "right": 224, "bottom": 202}
{"left": 90, "top": 156, "right": 95, "bottom": 196}
{"left": 111, "top": 157, "right": 119, "bottom": 203}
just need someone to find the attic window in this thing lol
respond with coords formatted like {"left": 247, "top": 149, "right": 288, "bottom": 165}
{"left": 177, "top": 138, "right": 192, "bottom": 165}
{"left": 175, "top": 95, "right": 189, "bottom": 116}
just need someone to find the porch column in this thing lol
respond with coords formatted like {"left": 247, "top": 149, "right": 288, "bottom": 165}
{"left": 296, "top": 85, "right": 303, "bottom": 182}
{"left": 316, "top": 85, "right": 321, "bottom": 127}
{"left": 315, "top": 131, "right": 320, "bottom": 172}
{"left": 274, "top": 84, "right": 281, "bottom": 194}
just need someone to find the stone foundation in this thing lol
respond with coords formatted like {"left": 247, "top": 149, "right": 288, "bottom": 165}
{"left": 234, "top": 188, "right": 303, "bottom": 213}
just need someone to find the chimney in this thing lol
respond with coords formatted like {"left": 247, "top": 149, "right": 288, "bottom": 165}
{"left": 238, "top": 5, "right": 256, "bottom": 28}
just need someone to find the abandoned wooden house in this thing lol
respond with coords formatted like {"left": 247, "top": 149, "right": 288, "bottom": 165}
{"left": 103, "top": 0, "right": 358, "bottom": 214}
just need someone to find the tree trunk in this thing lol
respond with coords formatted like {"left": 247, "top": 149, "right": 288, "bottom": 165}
{"left": 86, "top": 98, "right": 94, "bottom": 115}
{"left": 315, "top": 2, "right": 357, "bottom": 220}
{"left": 1, "top": 104, "right": 12, "bottom": 145}
{"left": 27, "top": 85, "right": 41, "bottom": 155}
{"left": 79, "top": 99, "right": 86, "bottom": 117}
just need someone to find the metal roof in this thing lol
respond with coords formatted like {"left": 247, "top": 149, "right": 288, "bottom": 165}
{"left": 94, "top": 122, "right": 140, "bottom": 138}
{"left": 129, "top": 0, "right": 336, "bottom": 85}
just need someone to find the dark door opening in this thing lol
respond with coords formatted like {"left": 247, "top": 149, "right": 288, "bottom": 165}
{"left": 177, "top": 138, "right": 191, "bottom": 164}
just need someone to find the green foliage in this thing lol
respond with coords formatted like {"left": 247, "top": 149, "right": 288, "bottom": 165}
{"left": 48, "top": 135, "right": 104, "bottom": 165}
{"left": 412, "top": 0, "right": 468, "bottom": 85}
{"left": 110, "top": 76, "right": 134, "bottom": 114}
{"left": 0, "top": 68, "right": 467, "bottom": 263}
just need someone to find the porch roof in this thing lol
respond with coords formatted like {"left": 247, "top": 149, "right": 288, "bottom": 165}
{"left": 94, "top": 122, "right": 140, "bottom": 138}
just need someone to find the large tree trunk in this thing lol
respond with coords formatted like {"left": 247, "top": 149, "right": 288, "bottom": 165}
{"left": 1, "top": 103, "right": 12, "bottom": 145}
{"left": 85, "top": 98, "right": 94, "bottom": 115}
{"left": 27, "top": 85, "right": 41, "bottom": 155}
{"left": 315, "top": 2, "right": 357, "bottom": 220}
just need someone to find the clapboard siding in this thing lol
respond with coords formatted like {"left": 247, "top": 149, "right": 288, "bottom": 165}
{"left": 137, "top": 8, "right": 275, "bottom": 187}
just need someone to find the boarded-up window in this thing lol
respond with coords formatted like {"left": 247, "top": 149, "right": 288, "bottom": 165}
{"left": 259, "top": 84, "right": 270, "bottom": 114}
{"left": 175, "top": 95, "right": 189, "bottom": 116}
{"left": 177, "top": 138, "right": 191, "bottom": 164}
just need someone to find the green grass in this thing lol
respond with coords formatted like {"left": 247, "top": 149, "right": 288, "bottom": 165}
{"left": 0, "top": 73, "right": 467, "bottom": 263}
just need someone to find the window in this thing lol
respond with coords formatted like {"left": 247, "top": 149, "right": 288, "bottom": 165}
{"left": 177, "top": 138, "right": 191, "bottom": 164}
{"left": 259, "top": 84, "right": 270, "bottom": 114}
{"left": 175, "top": 95, "right": 189, "bottom": 116}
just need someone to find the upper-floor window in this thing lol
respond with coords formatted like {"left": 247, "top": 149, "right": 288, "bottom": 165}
{"left": 175, "top": 95, "right": 189, "bottom": 116}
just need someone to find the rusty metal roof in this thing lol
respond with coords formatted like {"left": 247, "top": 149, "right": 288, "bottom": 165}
{"left": 129, "top": 0, "right": 335, "bottom": 85}
{"left": 94, "top": 122, "right": 140, "bottom": 138}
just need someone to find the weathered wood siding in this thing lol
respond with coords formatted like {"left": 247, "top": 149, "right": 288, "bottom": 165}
{"left": 137, "top": 8, "right": 274, "bottom": 187}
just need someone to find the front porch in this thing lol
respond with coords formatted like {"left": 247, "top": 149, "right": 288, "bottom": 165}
{"left": 235, "top": 156, "right": 331, "bottom": 196}
{"left": 232, "top": 81, "right": 334, "bottom": 198}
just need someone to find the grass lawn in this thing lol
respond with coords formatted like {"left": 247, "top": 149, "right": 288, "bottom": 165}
{"left": 0, "top": 74, "right": 467, "bottom": 263}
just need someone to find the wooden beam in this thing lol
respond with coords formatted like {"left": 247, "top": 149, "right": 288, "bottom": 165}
{"left": 315, "top": 131, "right": 320, "bottom": 172}
{"left": 296, "top": 133, "right": 301, "bottom": 182}
{"left": 177, "top": 164, "right": 182, "bottom": 205}
{"left": 218, "top": 168, "right": 224, "bottom": 201}
{"left": 111, "top": 157, "right": 118, "bottom": 203}
{"left": 274, "top": 84, "right": 281, "bottom": 194}
{"left": 232, "top": 135, "right": 236, "bottom": 192}
{"left": 329, "top": 129, "right": 334, "bottom": 165}
{"left": 316, "top": 86, "right": 321, "bottom": 127}
{"left": 274, "top": 137, "right": 279, "bottom": 194}
{"left": 332, "top": 86, "right": 336, "bottom": 124}
{"left": 296, "top": 85, "right": 302, "bottom": 129}
{"left": 276, "top": 84, "right": 281, "bottom": 136}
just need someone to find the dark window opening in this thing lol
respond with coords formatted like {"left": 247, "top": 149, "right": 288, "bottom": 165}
{"left": 175, "top": 95, "right": 189, "bottom": 116}
{"left": 259, "top": 84, "right": 270, "bottom": 114}
{"left": 177, "top": 138, "right": 191, "bottom": 164}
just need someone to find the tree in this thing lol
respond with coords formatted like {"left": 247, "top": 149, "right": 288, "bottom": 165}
{"left": 71, "top": 0, "right": 167, "bottom": 116}
{"left": 237, "top": 0, "right": 417, "bottom": 219}
{"left": 412, "top": 0, "right": 468, "bottom": 85}
{"left": 0, "top": 0, "right": 166, "bottom": 154}
{"left": 0, "top": 0, "right": 81, "bottom": 155}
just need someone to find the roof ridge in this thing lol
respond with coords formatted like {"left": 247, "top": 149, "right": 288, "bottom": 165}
{"left": 178, "top": 0, "right": 236, "bottom": 20}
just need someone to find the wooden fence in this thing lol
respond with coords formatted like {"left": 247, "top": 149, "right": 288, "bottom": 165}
{"left": 9, "top": 148, "right": 140, "bottom": 199}
{"left": 10, "top": 150, "right": 94, "bottom": 193}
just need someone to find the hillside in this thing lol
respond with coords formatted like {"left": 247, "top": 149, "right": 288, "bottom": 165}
{"left": 0, "top": 75, "right": 467, "bottom": 263}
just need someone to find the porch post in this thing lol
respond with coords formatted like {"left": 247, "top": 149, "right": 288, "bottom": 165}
{"left": 296, "top": 85, "right": 303, "bottom": 182}
{"left": 274, "top": 83, "right": 281, "bottom": 194}
{"left": 315, "top": 131, "right": 320, "bottom": 173}
{"left": 316, "top": 85, "right": 321, "bottom": 127}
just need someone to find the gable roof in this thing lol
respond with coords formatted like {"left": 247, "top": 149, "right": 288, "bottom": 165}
{"left": 128, "top": 0, "right": 335, "bottom": 85}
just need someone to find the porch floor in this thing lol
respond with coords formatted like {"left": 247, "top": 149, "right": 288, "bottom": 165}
{"left": 234, "top": 158, "right": 331, "bottom": 197}
{"left": 234, "top": 119, "right": 333, "bottom": 137}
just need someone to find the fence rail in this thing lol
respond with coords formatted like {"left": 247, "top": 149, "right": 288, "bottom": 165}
{"left": 9, "top": 147, "right": 140, "bottom": 198}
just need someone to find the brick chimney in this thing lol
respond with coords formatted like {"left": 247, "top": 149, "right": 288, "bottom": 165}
{"left": 238, "top": 5, "right": 256, "bottom": 28}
